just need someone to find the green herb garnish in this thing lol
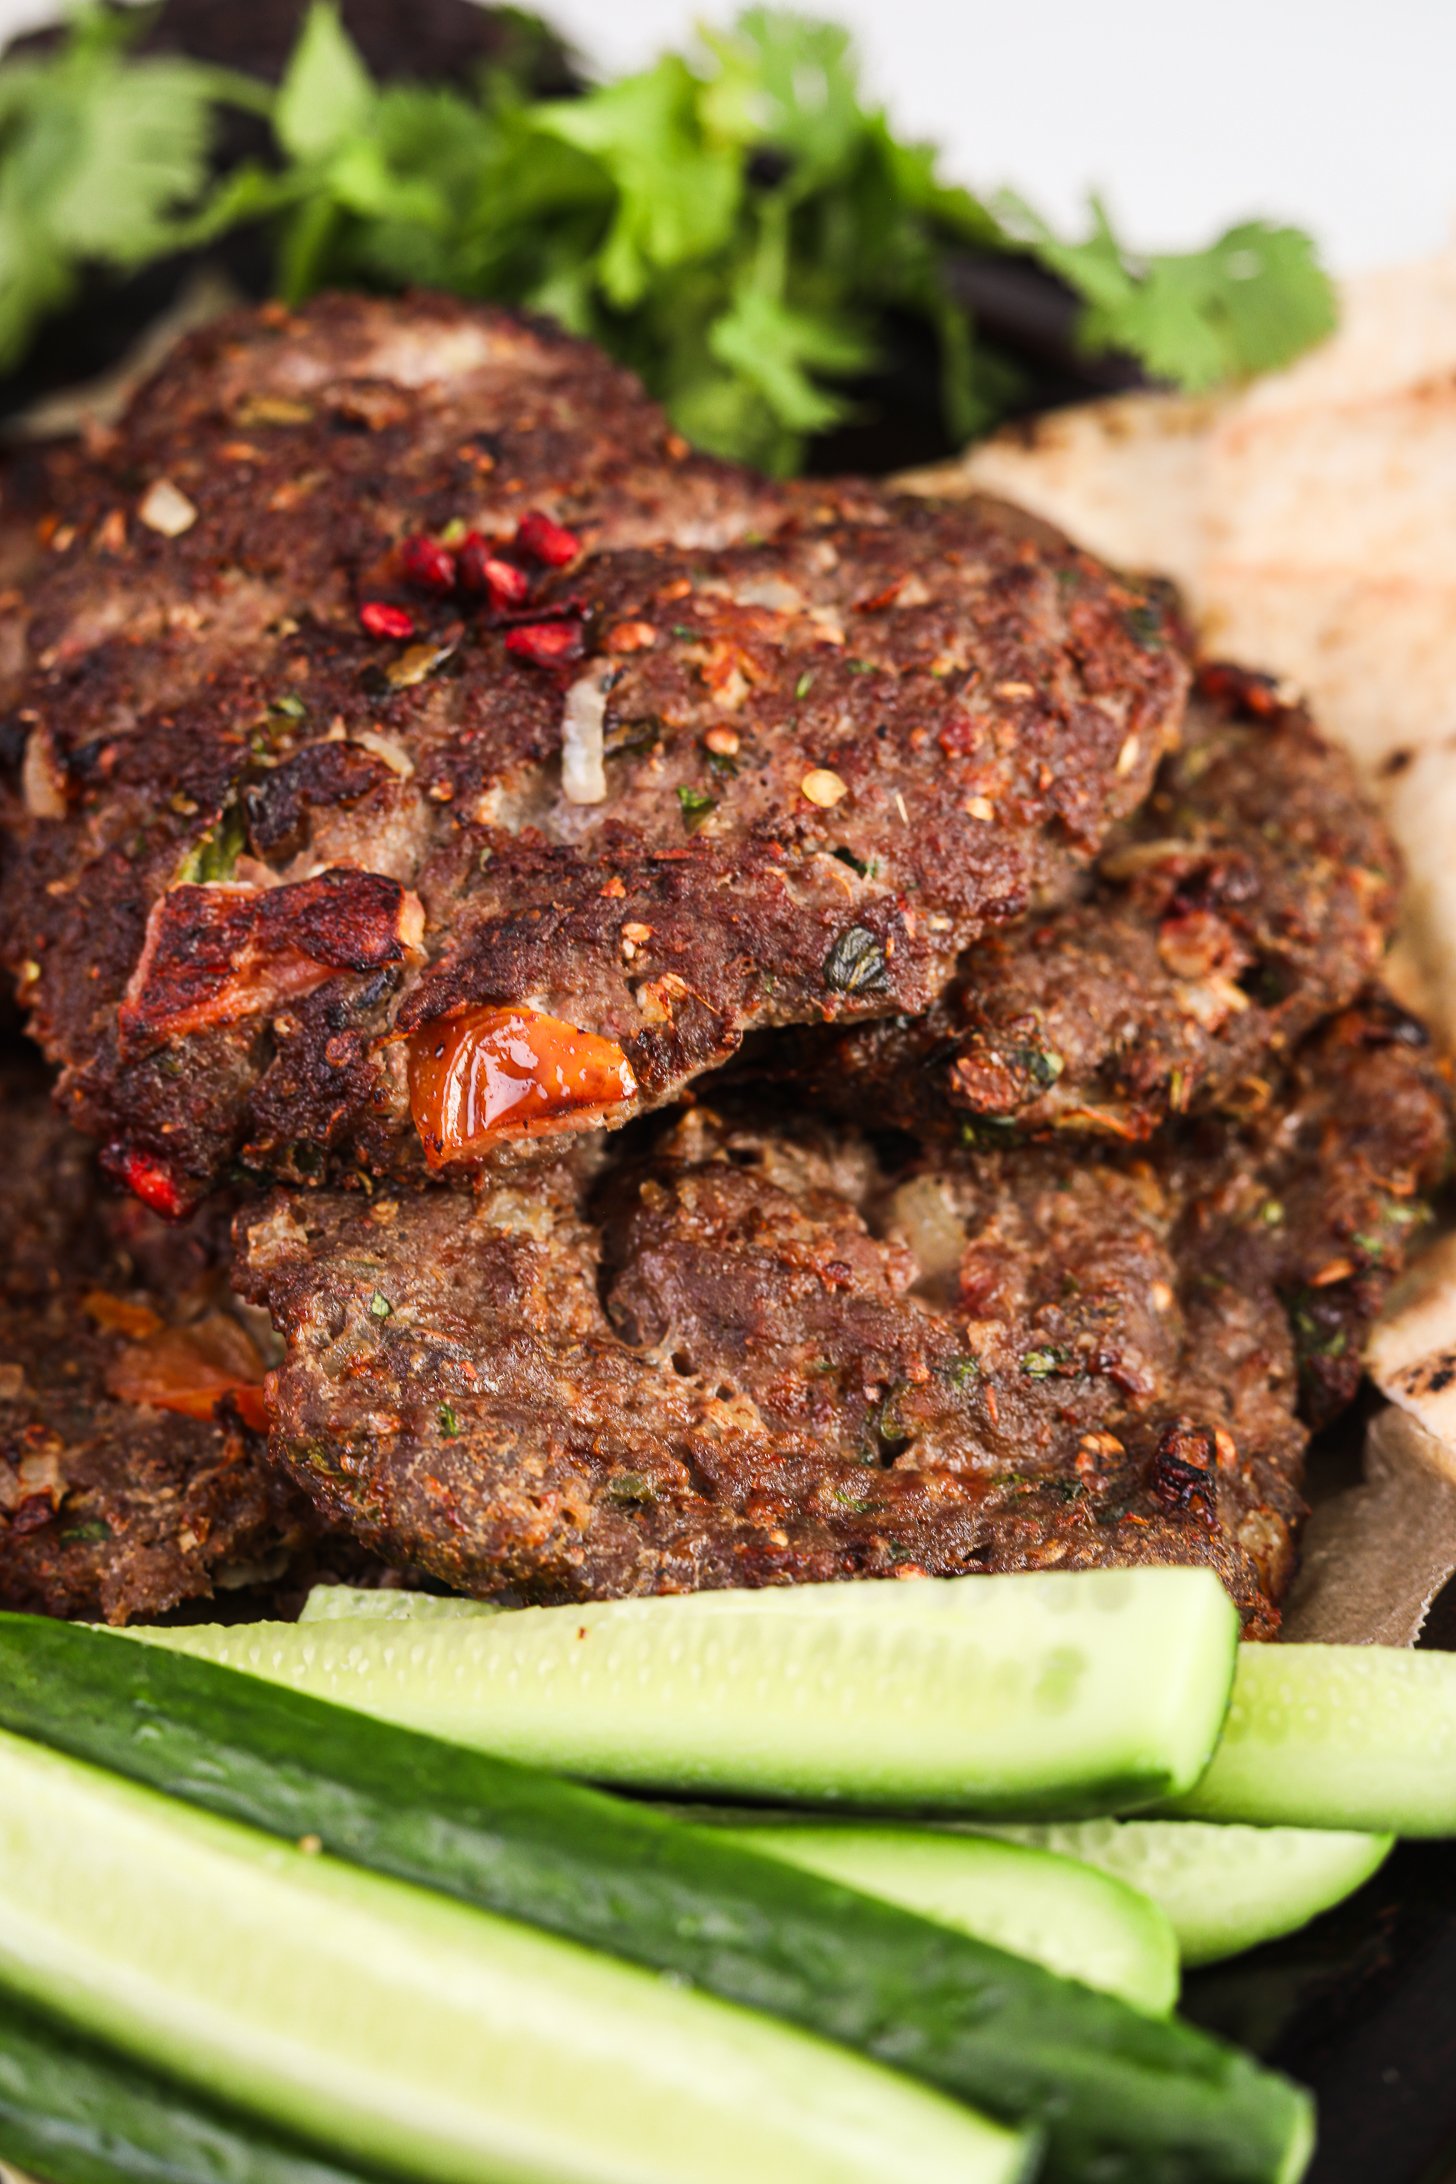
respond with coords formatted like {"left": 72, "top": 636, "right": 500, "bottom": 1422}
{"left": 0, "top": 7, "right": 261, "bottom": 369}
{"left": 1021, "top": 1345, "right": 1073, "bottom": 1379}
{"left": 998, "top": 192, "right": 1336, "bottom": 394}
{"left": 0, "top": 4, "right": 1338, "bottom": 472}
{"left": 677, "top": 784, "right": 717, "bottom": 831}
{"left": 175, "top": 803, "right": 246, "bottom": 887}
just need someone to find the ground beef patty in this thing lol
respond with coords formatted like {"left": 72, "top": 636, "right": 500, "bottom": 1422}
{"left": 0, "top": 1050, "right": 323, "bottom": 1623}
{"left": 805, "top": 662, "right": 1399, "bottom": 1146}
{"left": 234, "top": 995, "right": 1448, "bottom": 1636}
{"left": 0, "top": 293, "right": 1188, "bottom": 1213}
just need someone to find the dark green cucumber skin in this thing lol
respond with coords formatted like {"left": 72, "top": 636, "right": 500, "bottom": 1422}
{"left": 0, "top": 1990, "right": 379, "bottom": 2184}
{"left": 0, "top": 1614, "right": 1307, "bottom": 2184}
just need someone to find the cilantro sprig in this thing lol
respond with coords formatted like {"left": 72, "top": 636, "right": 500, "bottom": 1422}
{"left": 0, "top": 5, "right": 264, "bottom": 367}
{"left": 0, "top": 2, "right": 1337, "bottom": 468}
{"left": 997, "top": 191, "right": 1337, "bottom": 395}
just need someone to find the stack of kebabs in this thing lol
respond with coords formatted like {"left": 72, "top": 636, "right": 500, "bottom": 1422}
{"left": 0, "top": 293, "right": 1447, "bottom": 1636}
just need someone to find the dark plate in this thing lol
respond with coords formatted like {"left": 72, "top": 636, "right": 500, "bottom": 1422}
{"left": 1181, "top": 1578, "right": 1456, "bottom": 2184}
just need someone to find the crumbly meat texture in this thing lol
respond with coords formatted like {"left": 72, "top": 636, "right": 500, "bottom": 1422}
{"left": 0, "top": 1051, "right": 323, "bottom": 1623}
{"left": 0, "top": 292, "right": 1188, "bottom": 1211}
{"left": 235, "top": 996, "right": 1448, "bottom": 1636}
{"left": 0, "top": 437, "right": 96, "bottom": 888}
{"left": 807, "top": 663, "right": 1399, "bottom": 1146}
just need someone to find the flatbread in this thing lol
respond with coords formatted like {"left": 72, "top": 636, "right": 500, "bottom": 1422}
{"left": 903, "top": 245, "right": 1456, "bottom": 1045}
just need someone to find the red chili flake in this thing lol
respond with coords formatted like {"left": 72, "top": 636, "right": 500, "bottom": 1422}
{"left": 506, "top": 622, "right": 584, "bottom": 667}
{"left": 360, "top": 601, "right": 416, "bottom": 641}
{"left": 937, "top": 712, "right": 985, "bottom": 757}
{"left": 514, "top": 509, "right": 581, "bottom": 568}
{"left": 112, "top": 1149, "right": 187, "bottom": 1220}
{"left": 458, "top": 533, "right": 531, "bottom": 608}
{"left": 1197, "top": 658, "right": 1284, "bottom": 719}
{"left": 398, "top": 535, "right": 457, "bottom": 593}
{"left": 854, "top": 578, "right": 906, "bottom": 614}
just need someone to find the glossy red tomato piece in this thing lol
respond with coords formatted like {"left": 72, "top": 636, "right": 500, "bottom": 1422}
{"left": 408, "top": 1005, "right": 638, "bottom": 1165}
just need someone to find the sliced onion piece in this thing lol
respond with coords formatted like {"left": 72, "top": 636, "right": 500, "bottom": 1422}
{"left": 560, "top": 674, "right": 609, "bottom": 805}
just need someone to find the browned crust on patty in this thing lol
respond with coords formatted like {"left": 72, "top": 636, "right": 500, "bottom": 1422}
{"left": 0, "top": 294, "right": 1188, "bottom": 1209}
{"left": 804, "top": 662, "right": 1400, "bottom": 1146}
{"left": 234, "top": 995, "right": 1448, "bottom": 1636}
{"left": 0, "top": 1051, "right": 320, "bottom": 1622}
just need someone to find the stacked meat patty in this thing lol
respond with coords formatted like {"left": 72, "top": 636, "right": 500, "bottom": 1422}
{"left": 0, "top": 1047, "right": 329, "bottom": 1622}
{"left": 1, "top": 294, "right": 1448, "bottom": 1631}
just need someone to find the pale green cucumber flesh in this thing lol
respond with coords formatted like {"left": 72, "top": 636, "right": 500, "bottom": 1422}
{"left": 299, "top": 1587, "right": 496, "bottom": 1625}
{"left": 707, "top": 1822, "right": 1179, "bottom": 2011}
{"left": 1158, "top": 1644, "right": 1456, "bottom": 1835}
{"left": 0, "top": 1732, "right": 1028, "bottom": 2184}
{"left": 0, "top": 1990, "right": 377, "bottom": 2184}
{"left": 0, "top": 1614, "right": 1309, "bottom": 2184}
{"left": 977, "top": 1819, "right": 1393, "bottom": 1966}
{"left": 133, "top": 1568, "right": 1239, "bottom": 1813}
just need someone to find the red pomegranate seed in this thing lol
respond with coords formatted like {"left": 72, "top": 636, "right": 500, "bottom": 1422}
{"left": 514, "top": 509, "right": 581, "bottom": 568}
{"left": 360, "top": 601, "right": 416, "bottom": 640}
{"left": 398, "top": 534, "right": 457, "bottom": 593}
{"left": 505, "top": 622, "right": 585, "bottom": 666}
{"left": 458, "top": 534, "right": 531, "bottom": 608}
{"left": 112, "top": 1148, "right": 187, "bottom": 1219}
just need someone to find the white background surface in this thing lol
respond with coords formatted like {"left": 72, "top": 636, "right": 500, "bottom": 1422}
{"left": 0, "top": 0, "right": 1452, "bottom": 272}
{"left": 546, "top": 0, "right": 1456, "bottom": 273}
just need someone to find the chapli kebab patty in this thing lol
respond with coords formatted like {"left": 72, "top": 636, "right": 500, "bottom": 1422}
{"left": 0, "top": 1049, "right": 324, "bottom": 1623}
{"left": 233, "top": 996, "right": 1448, "bottom": 1637}
{"left": 800, "top": 661, "right": 1399, "bottom": 1147}
{"left": 0, "top": 293, "right": 1188, "bottom": 1213}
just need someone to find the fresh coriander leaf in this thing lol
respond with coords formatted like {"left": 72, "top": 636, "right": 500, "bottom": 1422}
{"left": 275, "top": 1, "right": 374, "bottom": 163}
{"left": 0, "top": 7, "right": 222, "bottom": 362}
{"left": 0, "top": 2, "right": 1338, "bottom": 469}
{"left": 873, "top": 124, "right": 1000, "bottom": 246}
{"left": 0, "top": 194, "right": 69, "bottom": 366}
{"left": 708, "top": 280, "right": 873, "bottom": 436}
{"left": 535, "top": 59, "right": 741, "bottom": 307}
{"left": 998, "top": 190, "right": 1130, "bottom": 314}
{"left": 1185, "top": 221, "right": 1336, "bottom": 378}
{"left": 277, "top": 192, "right": 344, "bottom": 305}
{"left": 327, "top": 137, "right": 446, "bottom": 227}
{"left": 43, "top": 60, "right": 215, "bottom": 262}
{"left": 173, "top": 160, "right": 306, "bottom": 252}
{"left": 699, "top": 11, "right": 865, "bottom": 192}
{"left": 669, "top": 362, "right": 787, "bottom": 472}
{"left": 1002, "top": 191, "right": 1336, "bottom": 392}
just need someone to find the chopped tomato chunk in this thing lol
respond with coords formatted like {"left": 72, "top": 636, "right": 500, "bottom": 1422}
{"left": 408, "top": 1005, "right": 637, "bottom": 1165}
{"left": 106, "top": 1316, "right": 269, "bottom": 1431}
{"left": 110, "top": 1149, "right": 189, "bottom": 1219}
